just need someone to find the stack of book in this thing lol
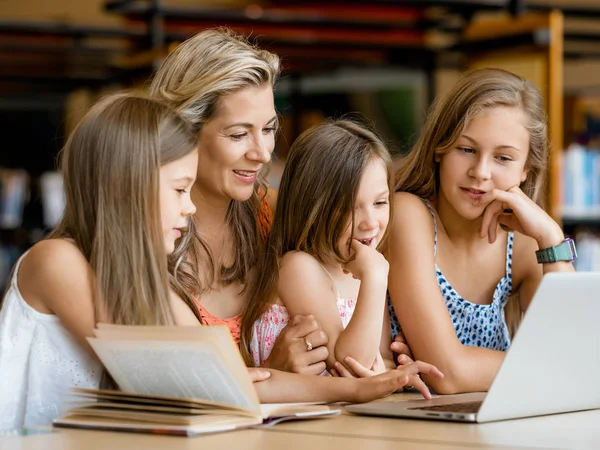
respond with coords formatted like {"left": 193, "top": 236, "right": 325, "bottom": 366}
{"left": 54, "top": 324, "right": 340, "bottom": 437}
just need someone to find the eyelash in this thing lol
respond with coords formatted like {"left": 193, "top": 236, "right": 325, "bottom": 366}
{"left": 230, "top": 127, "right": 277, "bottom": 141}
{"left": 458, "top": 147, "right": 513, "bottom": 163}
{"left": 375, "top": 200, "right": 389, "bottom": 206}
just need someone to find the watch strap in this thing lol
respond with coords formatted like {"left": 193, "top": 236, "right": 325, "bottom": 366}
{"left": 535, "top": 238, "right": 577, "bottom": 264}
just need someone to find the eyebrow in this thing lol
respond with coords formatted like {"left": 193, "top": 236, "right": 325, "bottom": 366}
{"left": 172, "top": 176, "right": 195, "bottom": 184}
{"left": 376, "top": 190, "right": 390, "bottom": 197}
{"left": 223, "top": 115, "right": 278, "bottom": 131}
{"left": 461, "top": 135, "right": 521, "bottom": 152}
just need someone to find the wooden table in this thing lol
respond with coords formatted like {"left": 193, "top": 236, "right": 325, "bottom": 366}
{"left": 2, "top": 393, "right": 599, "bottom": 450}
{"left": 275, "top": 393, "right": 600, "bottom": 450}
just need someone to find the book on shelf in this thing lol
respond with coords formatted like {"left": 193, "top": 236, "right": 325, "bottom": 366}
{"left": 53, "top": 324, "right": 340, "bottom": 437}
{"left": 561, "top": 143, "right": 600, "bottom": 220}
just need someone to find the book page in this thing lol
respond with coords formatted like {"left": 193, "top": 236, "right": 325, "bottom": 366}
{"left": 93, "top": 324, "right": 255, "bottom": 401}
{"left": 88, "top": 338, "right": 261, "bottom": 415}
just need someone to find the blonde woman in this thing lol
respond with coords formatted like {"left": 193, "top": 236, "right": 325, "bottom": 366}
{"left": 386, "top": 69, "right": 575, "bottom": 395}
{"left": 150, "top": 28, "right": 330, "bottom": 374}
{"left": 150, "top": 28, "right": 435, "bottom": 403}
{"left": 0, "top": 94, "right": 200, "bottom": 430}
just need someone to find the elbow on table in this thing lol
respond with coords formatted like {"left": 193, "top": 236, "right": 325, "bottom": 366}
{"left": 420, "top": 359, "right": 473, "bottom": 395}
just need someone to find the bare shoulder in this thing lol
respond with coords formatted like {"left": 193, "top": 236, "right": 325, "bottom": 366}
{"left": 389, "top": 192, "right": 436, "bottom": 245}
{"left": 280, "top": 250, "right": 328, "bottom": 281}
{"left": 278, "top": 251, "right": 333, "bottom": 302}
{"left": 20, "top": 239, "right": 89, "bottom": 281}
{"left": 18, "top": 239, "right": 93, "bottom": 313}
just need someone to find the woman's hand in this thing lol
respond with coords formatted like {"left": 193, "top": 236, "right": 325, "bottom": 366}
{"left": 351, "top": 361, "right": 443, "bottom": 402}
{"left": 478, "top": 186, "right": 564, "bottom": 248}
{"left": 261, "top": 314, "right": 329, "bottom": 375}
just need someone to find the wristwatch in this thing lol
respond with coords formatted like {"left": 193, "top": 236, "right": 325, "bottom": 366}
{"left": 535, "top": 238, "right": 577, "bottom": 264}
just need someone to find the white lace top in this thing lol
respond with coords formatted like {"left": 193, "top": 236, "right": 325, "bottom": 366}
{"left": 0, "top": 255, "right": 102, "bottom": 431}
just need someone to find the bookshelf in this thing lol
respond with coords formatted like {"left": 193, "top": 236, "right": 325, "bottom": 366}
{"left": 2, "top": 0, "right": 600, "bottom": 288}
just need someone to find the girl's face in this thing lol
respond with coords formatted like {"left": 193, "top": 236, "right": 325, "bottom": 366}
{"left": 338, "top": 157, "right": 390, "bottom": 259}
{"left": 195, "top": 84, "right": 277, "bottom": 204}
{"left": 438, "top": 106, "right": 530, "bottom": 220}
{"left": 159, "top": 150, "right": 198, "bottom": 254}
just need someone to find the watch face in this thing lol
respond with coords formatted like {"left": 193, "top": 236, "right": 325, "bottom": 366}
{"left": 565, "top": 238, "right": 578, "bottom": 262}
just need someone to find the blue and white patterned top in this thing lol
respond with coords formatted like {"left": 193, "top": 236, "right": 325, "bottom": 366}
{"left": 388, "top": 199, "right": 513, "bottom": 351}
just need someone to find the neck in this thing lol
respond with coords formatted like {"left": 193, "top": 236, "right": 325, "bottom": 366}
{"left": 435, "top": 191, "right": 486, "bottom": 246}
{"left": 191, "top": 184, "right": 231, "bottom": 236}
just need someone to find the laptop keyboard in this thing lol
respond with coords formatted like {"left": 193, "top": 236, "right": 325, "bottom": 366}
{"left": 409, "top": 401, "right": 482, "bottom": 413}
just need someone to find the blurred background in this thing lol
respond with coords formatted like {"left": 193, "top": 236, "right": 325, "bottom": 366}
{"left": 1, "top": 0, "right": 600, "bottom": 288}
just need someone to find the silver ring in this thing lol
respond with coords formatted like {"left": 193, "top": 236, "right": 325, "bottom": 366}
{"left": 304, "top": 338, "right": 313, "bottom": 352}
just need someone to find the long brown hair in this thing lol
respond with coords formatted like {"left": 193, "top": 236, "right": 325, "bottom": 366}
{"left": 395, "top": 68, "right": 549, "bottom": 335}
{"left": 49, "top": 93, "right": 199, "bottom": 326}
{"left": 149, "top": 27, "right": 280, "bottom": 297}
{"left": 239, "top": 119, "right": 393, "bottom": 365}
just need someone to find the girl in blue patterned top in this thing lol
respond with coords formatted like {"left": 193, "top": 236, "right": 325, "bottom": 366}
{"left": 385, "top": 69, "right": 575, "bottom": 394}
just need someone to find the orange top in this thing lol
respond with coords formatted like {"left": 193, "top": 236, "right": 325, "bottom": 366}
{"left": 258, "top": 192, "right": 273, "bottom": 245}
{"left": 195, "top": 301, "right": 242, "bottom": 345}
{"left": 193, "top": 195, "right": 273, "bottom": 347}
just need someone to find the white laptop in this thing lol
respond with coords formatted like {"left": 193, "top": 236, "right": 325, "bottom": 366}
{"left": 346, "top": 272, "right": 600, "bottom": 423}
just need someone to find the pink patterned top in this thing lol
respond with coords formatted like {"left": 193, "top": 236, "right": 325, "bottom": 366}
{"left": 250, "top": 264, "right": 357, "bottom": 369}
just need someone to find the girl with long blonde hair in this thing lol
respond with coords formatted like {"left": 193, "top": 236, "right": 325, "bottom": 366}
{"left": 386, "top": 68, "right": 575, "bottom": 395}
{"left": 0, "top": 93, "right": 199, "bottom": 431}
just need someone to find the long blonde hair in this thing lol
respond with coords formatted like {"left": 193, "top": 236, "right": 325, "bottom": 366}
{"left": 396, "top": 68, "right": 548, "bottom": 206}
{"left": 50, "top": 93, "right": 199, "bottom": 326}
{"left": 149, "top": 27, "right": 281, "bottom": 296}
{"left": 240, "top": 119, "right": 393, "bottom": 366}
{"left": 395, "top": 68, "right": 549, "bottom": 336}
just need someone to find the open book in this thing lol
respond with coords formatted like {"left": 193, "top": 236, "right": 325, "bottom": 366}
{"left": 53, "top": 324, "right": 340, "bottom": 436}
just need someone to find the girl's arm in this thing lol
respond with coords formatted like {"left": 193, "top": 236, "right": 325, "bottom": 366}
{"left": 387, "top": 193, "right": 505, "bottom": 395}
{"left": 254, "top": 360, "right": 443, "bottom": 403}
{"left": 18, "top": 239, "right": 98, "bottom": 356}
{"left": 478, "top": 186, "right": 575, "bottom": 312}
{"left": 335, "top": 240, "right": 389, "bottom": 369}
{"left": 278, "top": 251, "right": 383, "bottom": 371}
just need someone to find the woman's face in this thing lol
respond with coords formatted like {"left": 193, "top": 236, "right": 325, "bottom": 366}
{"left": 195, "top": 84, "right": 277, "bottom": 204}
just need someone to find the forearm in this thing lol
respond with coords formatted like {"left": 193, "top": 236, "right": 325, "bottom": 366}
{"left": 420, "top": 345, "right": 505, "bottom": 394}
{"left": 334, "top": 278, "right": 387, "bottom": 368}
{"left": 254, "top": 369, "right": 356, "bottom": 403}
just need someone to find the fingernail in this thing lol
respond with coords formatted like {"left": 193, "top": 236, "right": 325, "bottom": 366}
{"left": 334, "top": 362, "right": 340, "bottom": 368}
{"left": 344, "top": 357, "right": 351, "bottom": 363}
{"left": 261, "top": 371, "right": 271, "bottom": 379}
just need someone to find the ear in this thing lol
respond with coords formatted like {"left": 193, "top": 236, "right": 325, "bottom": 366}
{"left": 520, "top": 167, "right": 528, "bottom": 183}
{"left": 434, "top": 153, "right": 441, "bottom": 163}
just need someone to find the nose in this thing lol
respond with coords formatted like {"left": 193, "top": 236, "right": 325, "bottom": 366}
{"left": 183, "top": 195, "right": 196, "bottom": 217}
{"left": 247, "top": 134, "right": 272, "bottom": 164}
{"left": 468, "top": 155, "right": 491, "bottom": 181}
{"left": 357, "top": 207, "right": 379, "bottom": 232}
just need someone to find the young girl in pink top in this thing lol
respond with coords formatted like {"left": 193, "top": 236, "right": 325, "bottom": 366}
{"left": 241, "top": 119, "right": 405, "bottom": 377}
